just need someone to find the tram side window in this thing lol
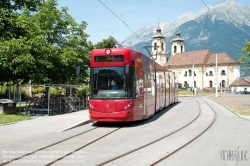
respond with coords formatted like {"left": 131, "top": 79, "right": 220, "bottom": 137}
{"left": 126, "top": 66, "right": 135, "bottom": 98}
{"left": 144, "top": 74, "right": 152, "bottom": 94}
{"left": 134, "top": 68, "right": 143, "bottom": 98}
{"left": 143, "top": 73, "right": 154, "bottom": 97}
{"left": 150, "top": 75, "right": 155, "bottom": 96}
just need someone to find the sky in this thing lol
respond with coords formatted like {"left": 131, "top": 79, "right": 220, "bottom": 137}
{"left": 57, "top": 0, "right": 249, "bottom": 44}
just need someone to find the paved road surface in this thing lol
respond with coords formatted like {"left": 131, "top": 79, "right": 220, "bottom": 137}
{"left": 160, "top": 96, "right": 250, "bottom": 166}
{"left": 0, "top": 96, "right": 249, "bottom": 166}
{"left": 0, "top": 110, "right": 90, "bottom": 144}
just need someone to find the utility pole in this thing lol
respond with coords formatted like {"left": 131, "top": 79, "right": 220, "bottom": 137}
{"left": 216, "top": 54, "right": 218, "bottom": 97}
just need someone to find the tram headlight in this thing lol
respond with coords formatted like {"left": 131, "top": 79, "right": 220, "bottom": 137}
{"left": 124, "top": 101, "right": 133, "bottom": 110}
{"left": 89, "top": 102, "right": 94, "bottom": 109}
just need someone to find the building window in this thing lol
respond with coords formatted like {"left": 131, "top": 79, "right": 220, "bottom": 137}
{"left": 161, "top": 43, "right": 164, "bottom": 50}
{"left": 222, "top": 80, "right": 225, "bottom": 88}
{"left": 209, "top": 80, "right": 213, "bottom": 87}
{"left": 174, "top": 46, "right": 177, "bottom": 53}
{"left": 206, "top": 72, "right": 208, "bottom": 76}
{"left": 194, "top": 81, "right": 196, "bottom": 88}
{"left": 184, "top": 71, "right": 187, "bottom": 77}
{"left": 189, "top": 69, "right": 192, "bottom": 76}
{"left": 184, "top": 81, "right": 187, "bottom": 88}
{"left": 181, "top": 46, "right": 183, "bottom": 53}
{"left": 154, "top": 43, "right": 157, "bottom": 50}
{"left": 194, "top": 71, "right": 196, "bottom": 76}
{"left": 221, "top": 70, "right": 226, "bottom": 75}
{"left": 209, "top": 71, "right": 213, "bottom": 76}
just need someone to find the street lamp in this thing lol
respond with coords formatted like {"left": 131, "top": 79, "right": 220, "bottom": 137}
{"left": 182, "top": 57, "right": 195, "bottom": 89}
{"left": 210, "top": 54, "right": 218, "bottom": 97}
{"left": 215, "top": 54, "right": 218, "bottom": 97}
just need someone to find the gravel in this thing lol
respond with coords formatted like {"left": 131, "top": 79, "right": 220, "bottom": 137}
{"left": 207, "top": 93, "right": 250, "bottom": 116}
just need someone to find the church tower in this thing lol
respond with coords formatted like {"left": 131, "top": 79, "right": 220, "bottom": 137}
{"left": 171, "top": 33, "right": 185, "bottom": 56}
{"left": 151, "top": 24, "right": 167, "bottom": 66}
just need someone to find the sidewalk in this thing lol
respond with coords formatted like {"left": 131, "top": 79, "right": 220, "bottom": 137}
{"left": 0, "top": 109, "right": 90, "bottom": 145}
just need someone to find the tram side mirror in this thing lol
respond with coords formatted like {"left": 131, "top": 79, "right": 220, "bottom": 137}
{"left": 125, "top": 64, "right": 129, "bottom": 74}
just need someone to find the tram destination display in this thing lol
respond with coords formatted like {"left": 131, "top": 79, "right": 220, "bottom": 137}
{"left": 94, "top": 55, "right": 124, "bottom": 62}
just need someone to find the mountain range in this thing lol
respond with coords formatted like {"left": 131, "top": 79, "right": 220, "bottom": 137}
{"left": 121, "top": 0, "right": 250, "bottom": 64}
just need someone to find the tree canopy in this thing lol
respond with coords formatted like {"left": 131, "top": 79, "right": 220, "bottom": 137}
{"left": 94, "top": 36, "right": 117, "bottom": 49}
{"left": 0, "top": 0, "right": 91, "bottom": 85}
{"left": 239, "top": 41, "right": 250, "bottom": 76}
{"left": 239, "top": 41, "right": 250, "bottom": 65}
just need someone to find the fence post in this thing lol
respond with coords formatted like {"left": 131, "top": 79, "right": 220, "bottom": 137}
{"left": 78, "top": 97, "right": 80, "bottom": 110}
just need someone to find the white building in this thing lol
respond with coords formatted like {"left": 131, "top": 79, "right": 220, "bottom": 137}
{"left": 150, "top": 28, "right": 241, "bottom": 90}
{"left": 230, "top": 77, "right": 250, "bottom": 92}
{"left": 151, "top": 26, "right": 167, "bottom": 66}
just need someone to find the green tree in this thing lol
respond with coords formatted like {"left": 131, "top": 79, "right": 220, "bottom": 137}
{"left": 0, "top": 0, "right": 91, "bottom": 85}
{"left": 0, "top": 0, "right": 45, "bottom": 84}
{"left": 239, "top": 41, "right": 250, "bottom": 76}
{"left": 239, "top": 41, "right": 250, "bottom": 65}
{"left": 32, "top": 0, "right": 90, "bottom": 84}
{"left": 94, "top": 36, "right": 118, "bottom": 49}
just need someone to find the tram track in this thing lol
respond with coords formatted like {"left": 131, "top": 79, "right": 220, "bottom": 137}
{"left": 45, "top": 127, "right": 121, "bottom": 166}
{"left": 149, "top": 98, "right": 217, "bottom": 166}
{"left": 1, "top": 123, "right": 94, "bottom": 165}
{"left": 2, "top": 97, "right": 216, "bottom": 166}
{"left": 96, "top": 97, "right": 216, "bottom": 166}
{"left": 2, "top": 122, "right": 123, "bottom": 166}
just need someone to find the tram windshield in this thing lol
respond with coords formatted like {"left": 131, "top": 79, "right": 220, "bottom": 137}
{"left": 90, "top": 66, "right": 135, "bottom": 99}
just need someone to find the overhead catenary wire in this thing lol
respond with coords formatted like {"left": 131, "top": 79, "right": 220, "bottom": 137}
{"left": 98, "top": 0, "right": 148, "bottom": 48}
{"left": 194, "top": 1, "right": 226, "bottom": 64}
{"left": 98, "top": 0, "right": 227, "bottom": 59}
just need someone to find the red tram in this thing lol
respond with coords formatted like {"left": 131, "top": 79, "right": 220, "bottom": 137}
{"left": 88, "top": 48, "right": 178, "bottom": 122}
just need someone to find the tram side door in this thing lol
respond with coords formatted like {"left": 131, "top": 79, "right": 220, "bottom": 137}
{"left": 143, "top": 73, "right": 147, "bottom": 119}
{"left": 157, "top": 73, "right": 164, "bottom": 111}
{"left": 145, "top": 74, "right": 155, "bottom": 118}
{"left": 169, "top": 73, "right": 173, "bottom": 104}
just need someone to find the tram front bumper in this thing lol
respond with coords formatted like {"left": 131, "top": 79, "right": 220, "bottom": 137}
{"left": 89, "top": 109, "right": 133, "bottom": 122}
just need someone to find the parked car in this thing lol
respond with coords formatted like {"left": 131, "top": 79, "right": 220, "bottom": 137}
{"left": 209, "top": 88, "right": 215, "bottom": 92}
{"left": 232, "top": 91, "right": 239, "bottom": 94}
{"left": 241, "top": 91, "right": 250, "bottom": 94}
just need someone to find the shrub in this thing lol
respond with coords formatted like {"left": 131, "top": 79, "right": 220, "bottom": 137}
{"left": 78, "top": 87, "right": 89, "bottom": 98}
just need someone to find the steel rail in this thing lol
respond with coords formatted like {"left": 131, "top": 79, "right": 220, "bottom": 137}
{"left": 97, "top": 100, "right": 202, "bottom": 166}
{"left": 46, "top": 127, "right": 122, "bottom": 166}
{"left": 149, "top": 98, "right": 217, "bottom": 165}
{"left": 1, "top": 121, "right": 94, "bottom": 165}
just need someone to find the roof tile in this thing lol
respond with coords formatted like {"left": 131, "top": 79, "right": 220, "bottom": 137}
{"left": 166, "top": 49, "right": 240, "bottom": 67}
{"left": 230, "top": 77, "right": 250, "bottom": 86}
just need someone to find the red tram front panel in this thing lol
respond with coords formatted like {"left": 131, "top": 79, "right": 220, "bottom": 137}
{"left": 89, "top": 48, "right": 145, "bottom": 122}
{"left": 89, "top": 99, "right": 135, "bottom": 121}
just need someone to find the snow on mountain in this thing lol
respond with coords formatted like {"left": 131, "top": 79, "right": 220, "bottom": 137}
{"left": 207, "top": 0, "right": 250, "bottom": 26}
{"left": 121, "top": 0, "right": 250, "bottom": 47}
{"left": 121, "top": 11, "right": 202, "bottom": 47}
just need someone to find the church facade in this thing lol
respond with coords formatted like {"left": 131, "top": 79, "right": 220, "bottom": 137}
{"left": 151, "top": 28, "right": 241, "bottom": 90}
